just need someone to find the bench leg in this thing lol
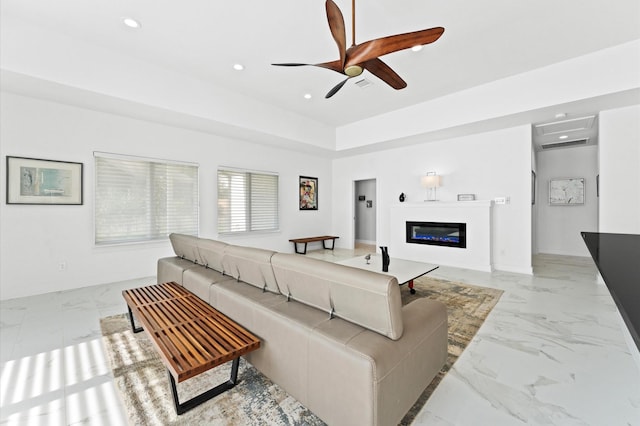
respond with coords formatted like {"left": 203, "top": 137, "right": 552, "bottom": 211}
{"left": 127, "top": 306, "right": 143, "bottom": 333}
{"left": 322, "top": 238, "right": 337, "bottom": 250}
{"left": 169, "top": 357, "right": 241, "bottom": 415}
{"left": 293, "top": 242, "right": 308, "bottom": 254}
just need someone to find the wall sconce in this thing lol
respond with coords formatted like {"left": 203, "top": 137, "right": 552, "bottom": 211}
{"left": 421, "top": 172, "right": 441, "bottom": 201}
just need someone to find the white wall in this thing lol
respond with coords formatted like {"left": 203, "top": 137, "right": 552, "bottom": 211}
{"left": 333, "top": 125, "right": 533, "bottom": 274}
{"left": 3, "top": 96, "right": 636, "bottom": 302}
{"left": 0, "top": 92, "right": 333, "bottom": 300}
{"left": 599, "top": 105, "right": 640, "bottom": 234}
{"left": 536, "top": 145, "right": 599, "bottom": 256}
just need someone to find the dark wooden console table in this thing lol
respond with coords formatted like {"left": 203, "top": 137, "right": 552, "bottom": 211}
{"left": 123, "top": 282, "right": 261, "bottom": 414}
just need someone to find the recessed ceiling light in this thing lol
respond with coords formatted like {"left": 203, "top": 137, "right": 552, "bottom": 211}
{"left": 304, "top": 93, "right": 312, "bottom": 100}
{"left": 559, "top": 135, "right": 569, "bottom": 139}
{"left": 233, "top": 64, "right": 244, "bottom": 71}
{"left": 123, "top": 18, "right": 141, "bottom": 29}
{"left": 411, "top": 45, "right": 423, "bottom": 52}
{"left": 555, "top": 113, "right": 567, "bottom": 119}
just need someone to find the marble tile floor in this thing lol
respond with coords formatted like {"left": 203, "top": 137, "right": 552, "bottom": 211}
{"left": 1, "top": 252, "right": 639, "bottom": 425}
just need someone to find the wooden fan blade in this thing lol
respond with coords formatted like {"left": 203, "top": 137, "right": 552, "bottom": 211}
{"left": 346, "top": 27, "right": 444, "bottom": 67}
{"left": 325, "top": 78, "right": 349, "bottom": 98}
{"left": 271, "top": 63, "right": 312, "bottom": 66}
{"left": 325, "top": 0, "right": 347, "bottom": 68}
{"left": 315, "top": 59, "right": 345, "bottom": 74}
{"left": 272, "top": 60, "right": 344, "bottom": 74}
{"left": 363, "top": 58, "right": 407, "bottom": 90}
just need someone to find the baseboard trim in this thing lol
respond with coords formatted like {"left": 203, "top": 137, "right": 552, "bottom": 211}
{"left": 493, "top": 264, "right": 534, "bottom": 275}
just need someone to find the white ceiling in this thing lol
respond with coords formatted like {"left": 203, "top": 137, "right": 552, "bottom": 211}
{"left": 1, "top": 0, "right": 639, "bottom": 150}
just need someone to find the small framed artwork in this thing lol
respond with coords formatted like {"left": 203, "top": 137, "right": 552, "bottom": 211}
{"left": 299, "top": 176, "right": 318, "bottom": 210}
{"left": 457, "top": 194, "right": 475, "bottom": 201}
{"left": 549, "top": 177, "right": 584, "bottom": 205}
{"left": 366, "top": 200, "right": 373, "bottom": 208}
{"left": 6, "top": 156, "right": 83, "bottom": 205}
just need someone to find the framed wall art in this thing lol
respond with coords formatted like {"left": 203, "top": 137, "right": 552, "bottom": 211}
{"left": 457, "top": 194, "right": 476, "bottom": 202}
{"left": 549, "top": 177, "right": 584, "bottom": 205}
{"left": 6, "top": 156, "right": 83, "bottom": 205}
{"left": 299, "top": 176, "right": 318, "bottom": 210}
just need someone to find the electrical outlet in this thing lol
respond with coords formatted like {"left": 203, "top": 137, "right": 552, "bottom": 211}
{"left": 58, "top": 262, "right": 67, "bottom": 271}
{"left": 495, "top": 197, "right": 506, "bottom": 205}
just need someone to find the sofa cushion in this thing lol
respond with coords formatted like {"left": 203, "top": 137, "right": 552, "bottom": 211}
{"left": 169, "top": 233, "right": 202, "bottom": 264}
{"left": 214, "top": 281, "right": 326, "bottom": 407}
{"left": 196, "top": 238, "right": 228, "bottom": 272}
{"left": 221, "top": 245, "right": 280, "bottom": 293}
{"left": 157, "top": 257, "right": 200, "bottom": 285}
{"left": 345, "top": 298, "right": 448, "bottom": 426}
{"left": 271, "top": 253, "right": 404, "bottom": 340}
{"left": 183, "top": 267, "right": 233, "bottom": 302}
{"left": 306, "top": 298, "right": 447, "bottom": 425}
{"left": 306, "top": 318, "right": 375, "bottom": 425}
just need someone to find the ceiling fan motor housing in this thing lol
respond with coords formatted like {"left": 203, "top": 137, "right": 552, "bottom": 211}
{"left": 345, "top": 65, "right": 364, "bottom": 77}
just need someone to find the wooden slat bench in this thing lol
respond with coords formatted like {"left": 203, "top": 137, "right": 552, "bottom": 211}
{"left": 289, "top": 235, "right": 339, "bottom": 254}
{"left": 122, "top": 282, "right": 260, "bottom": 415}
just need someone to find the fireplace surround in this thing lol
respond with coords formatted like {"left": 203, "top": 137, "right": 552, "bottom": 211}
{"left": 406, "top": 221, "right": 467, "bottom": 248}
{"left": 390, "top": 201, "right": 493, "bottom": 272}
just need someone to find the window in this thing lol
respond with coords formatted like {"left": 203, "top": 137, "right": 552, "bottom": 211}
{"left": 217, "top": 168, "right": 279, "bottom": 234}
{"left": 95, "top": 153, "right": 198, "bottom": 245}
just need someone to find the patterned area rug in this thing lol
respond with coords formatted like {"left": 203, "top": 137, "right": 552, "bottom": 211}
{"left": 101, "top": 277, "right": 503, "bottom": 425}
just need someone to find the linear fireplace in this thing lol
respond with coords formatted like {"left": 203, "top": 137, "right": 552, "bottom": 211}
{"left": 406, "top": 221, "right": 467, "bottom": 248}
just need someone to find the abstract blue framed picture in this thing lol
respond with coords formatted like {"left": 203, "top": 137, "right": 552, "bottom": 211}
{"left": 6, "top": 156, "right": 83, "bottom": 205}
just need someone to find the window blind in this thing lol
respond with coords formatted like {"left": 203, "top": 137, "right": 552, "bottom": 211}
{"left": 95, "top": 153, "right": 199, "bottom": 244}
{"left": 217, "top": 168, "right": 279, "bottom": 234}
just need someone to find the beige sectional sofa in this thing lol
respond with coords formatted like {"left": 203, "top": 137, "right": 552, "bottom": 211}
{"left": 157, "top": 233, "right": 448, "bottom": 426}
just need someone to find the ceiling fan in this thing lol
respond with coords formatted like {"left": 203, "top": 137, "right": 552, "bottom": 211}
{"left": 272, "top": 0, "right": 444, "bottom": 98}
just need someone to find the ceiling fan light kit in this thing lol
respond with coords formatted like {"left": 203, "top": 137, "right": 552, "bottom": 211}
{"left": 345, "top": 65, "right": 363, "bottom": 77}
{"left": 272, "top": 0, "right": 444, "bottom": 99}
